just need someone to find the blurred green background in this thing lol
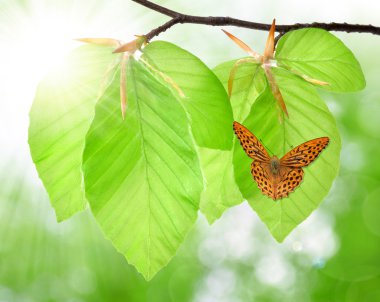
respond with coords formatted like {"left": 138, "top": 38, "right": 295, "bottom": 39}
{"left": 1, "top": 0, "right": 380, "bottom": 301}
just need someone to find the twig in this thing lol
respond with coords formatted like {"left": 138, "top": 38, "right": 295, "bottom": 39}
{"left": 132, "top": 0, "right": 380, "bottom": 42}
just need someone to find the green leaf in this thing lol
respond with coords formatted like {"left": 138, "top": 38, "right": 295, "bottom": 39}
{"left": 195, "top": 60, "right": 266, "bottom": 223}
{"left": 198, "top": 147, "right": 243, "bottom": 224}
{"left": 28, "top": 44, "right": 117, "bottom": 221}
{"left": 82, "top": 58, "right": 203, "bottom": 280}
{"left": 141, "top": 41, "right": 233, "bottom": 150}
{"left": 213, "top": 59, "right": 265, "bottom": 121}
{"left": 276, "top": 28, "right": 365, "bottom": 92}
{"left": 199, "top": 60, "right": 265, "bottom": 224}
{"left": 233, "top": 68, "right": 341, "bottom": 242}
{"left": 195, "top": 60, "right": 267, "bottom": 222}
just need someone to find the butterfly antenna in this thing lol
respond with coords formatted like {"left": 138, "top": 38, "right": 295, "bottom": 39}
{"left": 260, "top": 139, "right": 274, "bottom": 156}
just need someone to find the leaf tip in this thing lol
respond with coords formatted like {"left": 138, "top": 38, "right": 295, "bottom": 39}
{"left": 76, "top": 38, "right": 121, "bottom": 48}
{"left": 264, "top": 19, "right": 276, "bottom": 58}
{"left": 120, "top": 54, "right": 128, "bottom": 119}
{"left": 113, "top": 36, "right": 146, "bottom": 54}
{"left": 121, "top": 103, "right": 127, "bottom": 120}
{"left": 307, "top": 78, "right": 329, "bottom": 86}
{"left": 222, "top": 29, "right": 259, "bottom": 58}
{"left": 264, "top": 67, "right": 288, "bottom": 117}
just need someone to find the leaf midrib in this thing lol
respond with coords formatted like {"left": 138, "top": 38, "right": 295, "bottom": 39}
{"left": 131, "top": 63, "right": 153, "bottom": 278}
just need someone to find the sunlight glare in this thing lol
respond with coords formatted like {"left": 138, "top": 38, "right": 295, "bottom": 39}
{"left": 7, "top": 13, "right": 79, "bottom": 86}
{"left": 0, "top": 0, "right": 138, "bottom": 161}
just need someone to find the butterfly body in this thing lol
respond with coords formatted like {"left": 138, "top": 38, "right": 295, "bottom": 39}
{"left": 269, "top": 156, "right": 280, "bottom": 175}
{"left": 233, "top": 121, "right": 329, "bottom": 200}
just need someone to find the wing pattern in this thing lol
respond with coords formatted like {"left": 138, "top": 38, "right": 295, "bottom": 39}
{"left": 233, "top": 121, "right": 329, "bottom": 200}
{"left": 275, "top": 168, "right": 304, "bottom": 199}
{"left": 251, "top": 161, "right": 275, "bottom": 199}
{"left": 233, "top": 121, "right": 270, "bottom": 162}
{"left": 280, "top": 137, "right": 329, "bottom": 167}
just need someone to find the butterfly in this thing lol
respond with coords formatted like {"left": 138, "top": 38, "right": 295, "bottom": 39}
{"left": 233, "top": 121, "right": 330, "bottom": 200}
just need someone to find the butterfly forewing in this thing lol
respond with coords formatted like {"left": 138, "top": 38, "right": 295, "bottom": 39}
{"left": 233, "top": 122, "right": 270, "bottom": 162}
{"left": 280, "top": 137, "right": 329, "bottom": 168}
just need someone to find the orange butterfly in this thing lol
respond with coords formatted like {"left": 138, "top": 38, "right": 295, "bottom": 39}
{"left": 233, "top": 121, "right": 329, "bottom": 200}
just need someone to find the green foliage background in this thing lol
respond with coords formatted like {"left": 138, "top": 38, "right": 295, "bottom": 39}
{"left": 1, "top": 0, "right": 380, "bottom": 301}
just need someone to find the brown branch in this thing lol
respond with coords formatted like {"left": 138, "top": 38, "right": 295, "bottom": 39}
{"left": 132, "top": 0, "right": 380, "bottom": 42}
{"left": 144, "top": 18, "right": 181, "bottom": 41}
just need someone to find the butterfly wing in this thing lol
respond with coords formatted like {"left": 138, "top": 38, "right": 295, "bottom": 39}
{"left": 280, "top": 137, "right": 329, "bottom": 168}
{"left": 251, "top": 162, "right": 303, "bottom": 200}
{"left": 251, "top": 161, "right": 275, "bottom": 199}
{"left": 233, "top": 121, "right": 271, "bottom": 162}
{"left": 275, "top": 168, "right": 304, "bottom": 199}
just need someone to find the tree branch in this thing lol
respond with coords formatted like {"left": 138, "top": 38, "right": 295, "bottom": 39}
{"left": 132, "top": 0, "right": 380, "bottom": 42}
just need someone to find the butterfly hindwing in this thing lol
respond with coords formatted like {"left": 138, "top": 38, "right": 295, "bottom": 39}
{"left": 280, "top": 137, "right": 329, "bottom": 168}
{"left": 233, "top": 122, "right": 270, "bottom": 162}
{"left": 251, "top": 161, "right": 275, "bottom": 199}
{"left": 252, "top": 163, "right": 304, "bottom": 200}
{"left": 276, "top": 168, "right": 304, "bottom": 199}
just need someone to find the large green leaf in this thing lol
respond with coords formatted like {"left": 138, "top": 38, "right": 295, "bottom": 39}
{"left": 195, "top": 60, "right": 267, "bottom": 223}
{"left": 141, "top": 41, "right": 233, "bottom": 150}
{"left": 276, "top": 28, "right": 365, "bottom": 92}
{"left": 198, "top": 147, "right": 243, "bottom": 224}
{"left": 82, "top": 58, "right": 203, "bottom": 280}
{"left": 196, "top": 60, "right": 266, "bottom": 223}
{"left": 28, "top": 45, "right": 117, "bottom": 221}
{"left": 233, "top": 68, "right": 341, "bottom": 242}
{"left": 199, "top": 60, "right": 265, "bottom": 223}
